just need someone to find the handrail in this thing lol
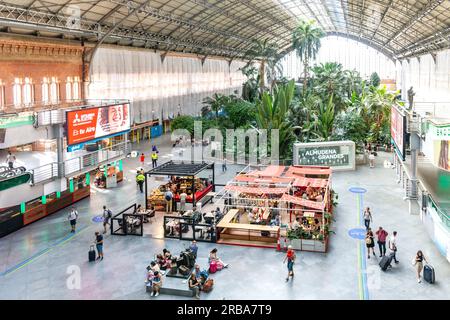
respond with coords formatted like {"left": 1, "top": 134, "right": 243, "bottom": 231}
{"left": 29, "top": 141, "right": 130, "bottom": 185}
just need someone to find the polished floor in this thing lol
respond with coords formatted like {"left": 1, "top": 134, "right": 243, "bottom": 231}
{"left": 0, "top": 134, "right": 449, "bottom": 300}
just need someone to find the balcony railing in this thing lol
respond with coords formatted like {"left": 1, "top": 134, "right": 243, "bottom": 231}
{"left": 29, "top": 141, "right": 130, "bottom": 184}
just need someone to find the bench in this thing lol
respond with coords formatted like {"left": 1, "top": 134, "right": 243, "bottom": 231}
{"left": 146, "top": 282, "right": 195, "bottom": 297}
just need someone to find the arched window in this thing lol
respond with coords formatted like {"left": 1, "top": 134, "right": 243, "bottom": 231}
{"left": 13, "top": 78, "right": 22, "bottom": 106}
{"left": 50, "top": 77, "right": 59, "bottom": 103}
{"left": 73, "top": 76, "right": 80, "bottom": 100}
{"left": 42, "top": 77, "right": 49, "bottom": 104}
{"left": 66, "top": 76, "right": 72, "bottom": 101}
{"left": 23, "top": 77, "right": 33, "bottom": 105}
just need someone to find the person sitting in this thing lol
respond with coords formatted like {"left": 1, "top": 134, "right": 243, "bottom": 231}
{"left": 270, "top": 214, "right": 280, "bottom": 226}
{"left": 163, "top": 248, "right": 172, "bottom": 261}
{"left": 188, "top": 272, "right": 201, "bottom": 299}
{"left": 204, "top": 210, "right": 215, "bottom": 224}
{"left": 149, "top": 261, "right": 161, "bottom": 274}
{"left": 313, "top": 218, "right": 321, "bottom": 232}
{"left": 214, "top": 207, "right": 221, "bottom": 218}
{"left": 302, "top": 192, "right": 308, "bottom": 200}
{"left": 209, "top": 248, "right": 228, "bottom": 269}
{"left": 291, "top": 217, "right": 301, "bottom": 230}
{"left": 156, "top": 254, "right": 170, "bottom": 270}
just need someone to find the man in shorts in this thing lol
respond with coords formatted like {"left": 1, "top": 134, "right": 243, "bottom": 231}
{"left": 102, "top": 205, "right": 112, "bottom": 234}
{"left": 68, "top": 207, "right": 78, "bottom": 233}
{"left": 283, "top": 245, "right": 296, "bottom": 282}
{"left": 95, "top": 231, "right": 104, "bottom": 261}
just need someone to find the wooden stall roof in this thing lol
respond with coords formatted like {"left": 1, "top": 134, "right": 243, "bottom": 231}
{"left": 234, "top": 175, "right": 294, "bottom": 184}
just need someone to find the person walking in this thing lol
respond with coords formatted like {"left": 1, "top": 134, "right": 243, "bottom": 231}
{"left": 222, "top": 159, "right": 227, "bottom": 172}
{"left": 68, "top": 207, "right": 78, "bottom": 233}
{"left": 136, "top": 172, "right": 145, "bottom": 193}
{"left": 375, "top": 226, "right": 388, "bottom": 257}
{"left": 102, "top": 205, "right": 112, "bottom": 234}
{"left": 151, "top": 151, "right": 158, "bottom": 168}
{"left": 189, "top": 240, "right": 198, "bottom": 259}
{"left": 95, "top": 231, "right": 104, "bottom": 261}
{"left": 139, "top": 153, "right": 145, "bottom": 167}
{"left": 363, "top": 207, "right": 372, "bottom": 230}
{"left": 164, "top": 188, "right": 173, "bottom": 213}
{"left": 6, "top": 151, "right": 16, "bottom": 169}
{"left": 388, "top": 231, "right": 399, "bottom": 264}
{"left": 413, "top": 250, "right": 429, "bottom": 283}
{"left": 365, "top": 228, "right": 376, "bottom": 259}
{"left": 283, "top": 245, "right": 296, "bottom": 282}
{"left": 179, "top": 191, "right": 187, "bottom": 213}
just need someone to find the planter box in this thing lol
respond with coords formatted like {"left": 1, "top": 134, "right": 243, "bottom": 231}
{"left": 314, "top": 240, "right": 326, "bottom": 252}
{"left": 290, "top": 238, "right": 302, "bottom": 250}
{"left": 356, "top": 153, "right": 367, "bottom": 165}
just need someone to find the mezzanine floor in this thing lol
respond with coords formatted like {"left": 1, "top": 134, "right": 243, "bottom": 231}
{"left": 0, "top": 134, "right": 449, "bottom": 300}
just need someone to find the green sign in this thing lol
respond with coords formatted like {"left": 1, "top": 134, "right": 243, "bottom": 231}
{"left": 297, "top": 145, "right": 350, "bottom": 167}
{"left": 0, "top": 114, "right": 34, "bottom": 129}
{"left": 0, "top": 173, "right": 32, "bottom": 191}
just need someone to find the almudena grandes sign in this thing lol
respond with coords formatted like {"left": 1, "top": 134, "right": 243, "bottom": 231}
{"left": 293, "top": 141, "right": 356, "bottom": 171}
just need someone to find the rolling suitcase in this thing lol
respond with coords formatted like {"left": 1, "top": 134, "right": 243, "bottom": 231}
{"left": 88, "top": 245, "right": 96, "bottom": 262}
{"left": 379, "top": 254, "right": 392, "bottom": 271}
{"left": 179, "top": 265, "right": 190, "bottom": 276}
{"left": 176, "top": 257, "right": 184, "bottom": 268}
{"left": 423, "top": 265, "right": 435, "bottom": 284}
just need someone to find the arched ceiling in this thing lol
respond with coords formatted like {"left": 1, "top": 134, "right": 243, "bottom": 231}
{"left": 0, "top": 0, "right": 449, "bottom": 61}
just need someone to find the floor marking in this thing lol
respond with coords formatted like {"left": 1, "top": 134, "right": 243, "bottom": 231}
{"left": 350, "top": 186, "right": 370, "bottom": 301}
{"left": 0, "top": 225, "right": 90, "bottom": 277}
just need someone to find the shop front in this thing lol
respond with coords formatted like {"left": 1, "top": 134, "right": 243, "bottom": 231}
{"left": 91, "top": 160, "right": 124, "bottom": 189}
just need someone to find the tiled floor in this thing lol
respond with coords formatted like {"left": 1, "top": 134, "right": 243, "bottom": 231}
{"left": 0, "top": 134, "right": 449, "bottom": 300}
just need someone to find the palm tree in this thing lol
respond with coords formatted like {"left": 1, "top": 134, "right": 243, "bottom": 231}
{"left": 312, "top": 95, "right": 335, "bottom": 141}
{"left": 292, "top": 19, "right": 325, "bottom": 92}
{"left": 245, "top": 39, "right": 279, "bottom": 92}
{"left": 311, "top": 62, "right": 347, "bottom": 113}
{"left": 289, "top": 91, "right": 321, "bottom": 142}
{"left": 202, "top": 93, "right": 230, "bottom": 121}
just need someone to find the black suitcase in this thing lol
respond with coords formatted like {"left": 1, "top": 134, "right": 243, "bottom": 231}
{"left": 379, "top": 254, "right": 392, "bottom": 271}
{"left": 176, "top": 257, "right": 184, "bottom": 268}
{"left": 181, "top": 252, "right": 192, "bottom": 268}
{"left": 424, "top": 265, "right": 435, "bottom": 284}
{"left": 88, "top": 245, "right": 96, "bottom": 262}
{"left": 179, "top": 265, "right": 190, "bottom": 276}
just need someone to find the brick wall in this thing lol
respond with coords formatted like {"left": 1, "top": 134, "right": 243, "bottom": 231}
{"left": 0, "top": 38, "right": 84, "bottom": 109}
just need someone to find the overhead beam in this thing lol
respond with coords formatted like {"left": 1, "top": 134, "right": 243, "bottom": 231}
{"left": 384, "top": 0, "right": 444, "bottom": 46}
{"left": 369, "top": 0, "right": 393, "bottom": 41}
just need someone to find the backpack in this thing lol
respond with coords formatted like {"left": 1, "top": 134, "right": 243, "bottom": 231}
{"left": 107, "top": 209, "right": 112, "bottom": 219}
{"left": 165, "top": 193, "right": 172, "bottom": 201}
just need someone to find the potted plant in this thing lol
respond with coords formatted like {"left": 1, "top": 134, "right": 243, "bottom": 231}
{"left": 287, "top": 228, "right": 302, "bottom": 250}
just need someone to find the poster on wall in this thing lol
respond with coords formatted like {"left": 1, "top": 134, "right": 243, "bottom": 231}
{"left": 390, "top": 105, "right": 406, "bottom": 160}
{"left": 434, "top": 140, "right": 450, "bottom": 171}
{"left": 66, "top": 104, "right": 130, "bottom": 150}
{"left": 293, "top": 141, "right": 355, "bottom": 171}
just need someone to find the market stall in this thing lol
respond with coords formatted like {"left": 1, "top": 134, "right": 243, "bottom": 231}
{"left": 215, "top": 165, "right": 335, "bottom": 252}
{"left": 145, "top": 161, "right": 215, "bottom": 211}
{"left": 91, "top": 161, "right": 124, "bottom": 189}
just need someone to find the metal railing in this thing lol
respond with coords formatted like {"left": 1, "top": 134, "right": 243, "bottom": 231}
{"left": 64, "top": 141, "right": 130, "bottom": 177}
{"left": 412, "top": 102, "right": 450, "bottom": 118}
{"left": 29, "top": 141, "right": 130, "bottom": 184}
{"left": 30, "top": 162, "right": 59, "bottom": 185}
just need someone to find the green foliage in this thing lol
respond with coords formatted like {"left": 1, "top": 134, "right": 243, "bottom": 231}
{"left": 332, "top": 110, "right": 369, "bottom": 146}
{"left": 255, "top": 80, "right": 296, "bottom": 159}
{"left": 244, "top": 39, "right": 279, "bottom": 92}
{"left": 171, "top": 115, "right": 195, "bottom": 135}
{"left": 310, "top": 95, "right": 335, "bottom": 141}
{"left": 370, "top": 72, "right": 381, "bottom": 88}
{"left": 223, "top": 100, "right": 256, "bottom": 129}
{"left": 292, "top": 19, "right": 325, "bottom": 90}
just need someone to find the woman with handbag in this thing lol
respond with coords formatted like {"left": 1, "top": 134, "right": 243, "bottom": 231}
{"left": 366, "top": 228, "right": 376, "bottom": 259}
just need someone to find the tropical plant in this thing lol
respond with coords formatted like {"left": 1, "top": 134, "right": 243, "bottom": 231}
{"left": 244, "top": 39, "right": 279, "bottom": 92}
{"left": 202, "top": 93, "right": 231, "bottom": 121}
{"left": 223, "top": 99, "right": 256, "bottom": 129}
{"left": 240, "top": 64, "right": 259, "bottom": 102}
{"left": 310, "top": 95, "right": 335, "bottom": 141}
{"left": 311, "top": 62, "right": 348, "bottom": 113}
{"left": 255, "top": 80, "right": 296, "bottom": 159}
{"left": 289, "top": 92, "right": 320, "bottom": 142}
{"left": 292, "top": 19, "right": 325, "bottom": 92}
{"left": 369, "top": 72, "right": 381, "bottom": 88}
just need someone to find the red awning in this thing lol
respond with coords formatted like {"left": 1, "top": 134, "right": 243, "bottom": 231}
{"left": 224, "top": 185, "right": 289, "bottom": 195}
{"left": 234, "top": 175, "right": 294, "bottom": 183}
{"left": 285, "top": 166, "right": 332, "bottom": 177}
{"left": 280, "top": 194, "right": 325, "bottom": 211}
{"left": 292, "top": 177, "right": 328, "bottom": 188}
